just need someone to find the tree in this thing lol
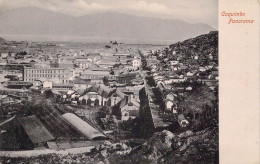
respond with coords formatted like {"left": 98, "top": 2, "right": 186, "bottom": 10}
{"left": 110, "top": 70, "right": 115, "bottom": 75}
{"left": 103, "top": 76, "right": 109, "bottom": 86}
{"left": 45, "top": 89, "right": 54, "bottom": 99}
{"left": 179, "top": 85, "right": 216, "bottom": 121}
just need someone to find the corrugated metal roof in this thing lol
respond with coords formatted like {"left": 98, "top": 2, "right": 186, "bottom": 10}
{"left": 18, "top": 115, "right": 55, "bottom": 144}
{"left": 62, "top": 113, "right": 106, "bottom": 140}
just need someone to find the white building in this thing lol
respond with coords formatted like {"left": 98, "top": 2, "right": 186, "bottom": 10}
{"left": 132, "top": 58, "right": 141, "bottom": 69}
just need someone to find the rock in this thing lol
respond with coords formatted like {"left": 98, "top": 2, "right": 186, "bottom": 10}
{"left": 204, "top": 139, "right": 209, "bottom": 143}
{"left": 103, "top": 141, "right": 112, "bottom": 147}
{"left": 178, "top": 141, "right": 188, "bottom": 152}
{"left": 110, "top": 143, "right": 119, "bottom": 150}
{"left": 97, "top": 161, "right": 105, "bottom": 164}
{"left": 178, "top": 130, "right": 194, "bottom": 138}
{"left": 119, "top": 143, "right": 128, "bottom": 151}
{"left": 100, "top": 144, "right": 109, "bottom": 150}
{"left": 100, "top": 149, "right": 108, "bottom": 158}
{"left": 148, "top": 130, "right": 175, "bottom": 151}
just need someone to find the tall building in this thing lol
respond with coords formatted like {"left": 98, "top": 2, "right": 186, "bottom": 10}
{"left": 23, "top": 67, "right": 69, "bottom": 84}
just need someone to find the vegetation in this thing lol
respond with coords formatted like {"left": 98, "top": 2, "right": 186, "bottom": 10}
{"left": 145, "top": 76, "right": 156, "bottom": 87}
{"left": 179, "top": 85, "right": 216, "bottom": 114}
{"left": 44, "top": 89, "right": 54, "bottom": 99}
{"left": 103, "top": 76, "right": 109, "bottom": 86}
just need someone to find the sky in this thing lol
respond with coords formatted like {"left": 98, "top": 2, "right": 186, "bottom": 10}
{"left": 0, "top": 0, "right": 218, "bottom": 29}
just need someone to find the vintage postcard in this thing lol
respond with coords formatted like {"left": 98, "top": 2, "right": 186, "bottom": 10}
{"left": 0, "top": 0, "right": 259, "bottom": 163}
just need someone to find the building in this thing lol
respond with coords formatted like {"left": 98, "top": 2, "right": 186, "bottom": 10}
{"left": 79, "top": 84, "right": 125, "bottom": 107}
{"left": 23, "top": 67, "right": 69, "bottom": 84}
{"left": 132, "top": 58, "right": 141, "bottom": 69}
{"left": 169, "top": 60, "right": 179, "bottom": 66}
{"left": 96, "top": 59, "right": 117, "bottom": 68}
{"left": 119, "top": 95, "right": 140, "bottom": 121}
{"left": 74, "top": 57, "right": 91, "bottom": 69}
{"left": 117, "top": 73, "right": 136, "bottom": 85}
{"left": 73, "top": 78, "right": 93, "bottom": 90}
{"left": 62, "top": 113, "right": 106, "bottom": 140}
{"left": 18, "top": 115, "right": 55, "bottom": 148}
{"left": 81, "top": 70, "right": 116, "bottom": 83}
{"left": 0, "top": 52, "right": 9, "bottom": 59}
{"left": 164, "top": 92, "right": 178, "bottom": 113}
{"left": 52, "top": 83, "right": 74, "bottom": 91}
{"left": 6, "top": 81, "right": 33, "bottom": 89}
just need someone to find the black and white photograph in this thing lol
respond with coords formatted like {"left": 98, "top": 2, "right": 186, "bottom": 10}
{"left": 0, "top": 0, "right": 220, "bottom": 163}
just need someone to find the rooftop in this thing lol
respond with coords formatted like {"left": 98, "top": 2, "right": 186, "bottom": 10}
{"left": 18, "top": 115, "right": 55, "bottom": 144}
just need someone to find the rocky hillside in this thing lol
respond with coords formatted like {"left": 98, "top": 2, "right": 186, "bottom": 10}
{"left": 169, "top": 31, "right": 218, "bottom": 61}
{"left": 0, "top": 128, "right": 218, "bottom": 164}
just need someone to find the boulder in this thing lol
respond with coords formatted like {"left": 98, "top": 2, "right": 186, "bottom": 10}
{"left": 178, "top": 130, "right": 194, "bottom": 138}
{"left": 148, "top": 130, "right": 175, "bottom": 151}
{"left": 100, "top": 149, "right": 108, "bottom": 158}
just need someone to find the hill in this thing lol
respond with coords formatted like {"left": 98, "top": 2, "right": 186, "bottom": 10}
{"left": 155, "top": 31, "right": 218, "bottom": 64}
{"left": 0, "top": 37, "right": 5, "bottom": 42}
{"left": 168, "top": 31, "right": 218, "bottom": 60}
{"left": 0, "top": 7, "right": 215, "bottom": 43}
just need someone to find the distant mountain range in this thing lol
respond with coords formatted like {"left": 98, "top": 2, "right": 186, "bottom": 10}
{"left": 0, "top": 7, "right": 215, "bottom": 44}
{"left": 0, "top": 37, "right": 5, "bottom": 42}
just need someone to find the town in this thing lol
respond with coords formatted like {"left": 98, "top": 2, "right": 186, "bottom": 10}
{"left": 0, "top": 31, "right": 218, "bottom": 163}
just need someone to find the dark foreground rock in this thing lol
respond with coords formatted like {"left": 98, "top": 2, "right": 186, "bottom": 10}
{"left": 0, "top": 128, "right": 218, "bottom": 164}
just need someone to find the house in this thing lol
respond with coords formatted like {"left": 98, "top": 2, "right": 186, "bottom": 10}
{"left": 171, "top": 66, "right": 179, "bottom": 71}
{"left": 209, "top": 54, "right": 213, "bottom": 60}
{"left": 164, "top": 92, "right": 178, "bottom": 113}
{"left": 124, "top": 64, "right": 134, "bottom": 71}
{"left": 164, "top": 77, "right": 185, "bottom": 84}
{"left": 184, "top": 72, "right": 197, "bottom": 81}
{"left": 179, "top": 65, "right": 188, "bottom": 70}
{"left": 72, "top": 68, "right": 84, "bottom": 77}
{"left": 117, "top": 95, "right": 140, "bottom": 121}
{"left": 132, "top": 58, "right": 141, "bottom": 70}
{"left": 52, "top": 90, "right": 67, "bottom": 102}
{"left": 199, "top": 67, "right": 207, "bottom": 72}
{"left": 121, "top": 110, "right": 139, "bottom": 121}
{"left": 33, "top": 80, "right": 42, "bottom": 87}
{"left": 74, "top": 57, "right": 91, "bottom": 69}
{"left": 0, "top": 95, "right": 17, "bottom": 105}
{"left": 43, "top": 80, "right": 52, "bottom": 89}
{"left": 169, "top": 60, "right": 179, "bottom": 66}
{"left": 0, "top": 53, "right": 8, "bottom": 59}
